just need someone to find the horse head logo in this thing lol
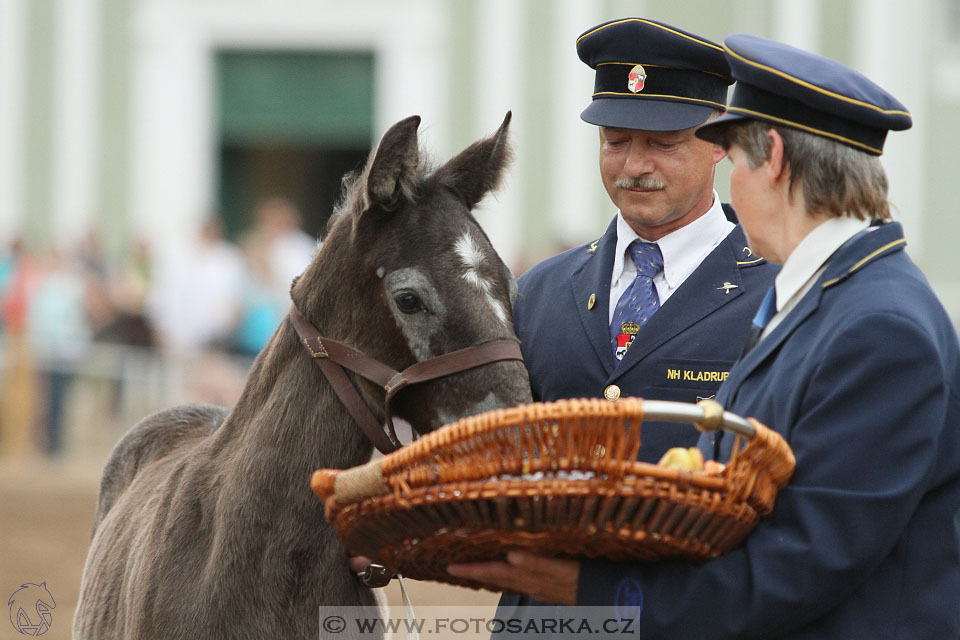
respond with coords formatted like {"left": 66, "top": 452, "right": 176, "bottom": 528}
{"left": 8, "top": 582, "right": 56, "bottom": 636}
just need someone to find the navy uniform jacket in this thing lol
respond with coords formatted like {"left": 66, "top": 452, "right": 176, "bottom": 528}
{"left": 496, "top": 212, "right": 777, "bottom": 624}
{"left": 577, "top": 222, "right": 960, "bottom": 638}
{"left": 513, "top": 212, "right": 777, "bottom": 463}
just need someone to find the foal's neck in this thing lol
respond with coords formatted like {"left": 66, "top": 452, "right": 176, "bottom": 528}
{"left": 210, "top": 317, "right": 374, "bottom": 502}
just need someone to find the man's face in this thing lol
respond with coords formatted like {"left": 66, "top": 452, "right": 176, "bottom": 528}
{"left": 599, "top": 125, "right": 726, "bottom": 240}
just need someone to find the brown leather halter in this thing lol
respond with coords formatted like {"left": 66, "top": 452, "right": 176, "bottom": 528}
{"left": 289, "top": 307, "right": 524, "bottom": 454}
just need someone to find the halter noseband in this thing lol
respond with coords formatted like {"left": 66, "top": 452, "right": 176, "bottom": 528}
{"left": 289, "top": 307, "right": 524, "bottom": 454}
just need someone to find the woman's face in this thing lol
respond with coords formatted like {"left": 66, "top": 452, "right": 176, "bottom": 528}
{"left": 727, "top": 143, "right": 782, "bottom": 262}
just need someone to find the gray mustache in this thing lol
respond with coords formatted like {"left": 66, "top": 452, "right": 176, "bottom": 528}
{"left": 616, "top": 176, "right": 666, "bottom": 190}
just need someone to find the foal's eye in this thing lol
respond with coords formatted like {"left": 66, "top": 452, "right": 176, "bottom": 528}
{"left": 394, "top": 292, "right": 425, "bottom": 314}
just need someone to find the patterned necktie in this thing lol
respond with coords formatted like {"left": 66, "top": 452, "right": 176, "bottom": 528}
{"left": 741, "top": 286, "right": 777, "bottom": 356}
{"left": 611, "top": 241, "right": 664, "bottom": 361}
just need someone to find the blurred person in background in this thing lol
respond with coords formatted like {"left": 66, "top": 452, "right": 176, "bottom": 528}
{"left": 0, "top": 240, "right": 16, "bottom": 333}
{"left": 232, "top": 239, "right": 287, "bottom": 358}
{"left": 0, "top": 239, "right": 39, "bottom": 455}
{"left": 234, "top": 197, "right": 318, "bottom": 356}
{"left": 147, "top": 217, "right": 245, "bottom": 356}
{"left": 244, "top": 196, "right": 317, "bottom": 296}
{"left": 94, "top": 238, "right": 156, "bottom": 349}
{"left": 27, "top": 247, "right": 93, "bottom": 456}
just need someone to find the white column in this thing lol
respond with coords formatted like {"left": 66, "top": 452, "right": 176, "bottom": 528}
{"left": 772, "top": 0, "right": 821, "bottom": 51}
{"left": 551, "top": 0, "right": 612, "bottom": 249}
{"left": 471, "top": 0, "right": 525, "bottom": 270}
{"left": 129, "top": 2, "right": 212, "bottom": 254}
{"left": 373, "top": 0, "right": 447, "bottom": 148}
{"left": 852, "top": 0, "right": 927, "bottom": 254}
{"left": 52, "top": 0, "right": 100, "bottom": 248}
{"left": 0, "top": 0, "right": 26, "bottom": 245}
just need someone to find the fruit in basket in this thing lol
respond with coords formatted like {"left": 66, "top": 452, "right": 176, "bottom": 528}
{"left": 657, "top": 447, "right": 727, "bottom": 475}
{"left": 657, "top": 446, "right": 703, "bottom": 471}
{"left": 703, "top": 459, "right": 726, "bottom": 476}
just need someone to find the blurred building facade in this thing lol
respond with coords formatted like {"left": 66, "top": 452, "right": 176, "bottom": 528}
{"left": 1, "top": 0, "right": 959, "bottom": 322}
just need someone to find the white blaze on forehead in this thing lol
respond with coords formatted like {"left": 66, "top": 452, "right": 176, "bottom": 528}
{"left": 455, "top": 232, "right": 508, "bottom": 326}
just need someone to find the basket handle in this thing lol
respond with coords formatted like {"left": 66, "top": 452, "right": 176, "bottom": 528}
{"left": 312, "top": 459, "right": 387, "bottom": 504}
{"left": 641, "top": 399, "right": 756, "bottom": 439}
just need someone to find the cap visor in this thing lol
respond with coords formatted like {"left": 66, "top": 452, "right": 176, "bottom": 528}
{"left": 694, "top": 111, "right": 752, "bottom": 144}
{"left": 581, "top": 98, "right": 719, "bottom": 132}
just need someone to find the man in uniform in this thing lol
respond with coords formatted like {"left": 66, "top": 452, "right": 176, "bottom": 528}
{"left": 447, "top": 16, "right": 776, "bottom": 622}
{"left": 452, "top": 32, "right": 960, "bottom": 640}
{"left": 512, "top": 17, "right": 777, "bottom": 464}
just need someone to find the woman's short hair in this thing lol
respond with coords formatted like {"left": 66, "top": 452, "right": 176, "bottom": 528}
{"left": 716, "top": 120, "right": 891, "bottom": 220}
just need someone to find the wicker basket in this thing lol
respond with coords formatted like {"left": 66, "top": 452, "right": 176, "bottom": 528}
{"left": 311, "top": 398, "right": 794, "bottom": 590}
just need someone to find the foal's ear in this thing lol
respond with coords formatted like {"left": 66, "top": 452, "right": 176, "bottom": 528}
{"left": 363, "top": 115, "right": 422, "bottom": 211}
{"left": 438, "top": 111, "right": 513, "bottom": 210}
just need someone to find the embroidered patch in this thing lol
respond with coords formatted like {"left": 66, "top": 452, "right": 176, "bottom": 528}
{"left": 615, "top": 321, "right": 641, "bottom": 360}
{"left": 655, "top": 359, "right": 735, "bottom": 389}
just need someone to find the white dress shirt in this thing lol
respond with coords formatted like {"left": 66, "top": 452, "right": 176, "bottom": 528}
{"left": 761, "top": 216, "right": 872, "bottom": 338}
{"left": 609, "top": 192, "right": 735, "bottom": 323}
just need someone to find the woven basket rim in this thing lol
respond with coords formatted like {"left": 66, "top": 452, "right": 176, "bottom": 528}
{"left": 312, "top": 398, "right": 795, "bottom": 585}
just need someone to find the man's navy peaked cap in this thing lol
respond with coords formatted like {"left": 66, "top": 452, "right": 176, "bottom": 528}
{"left": 577, "top": 18, "right": 733, "bottom": 132}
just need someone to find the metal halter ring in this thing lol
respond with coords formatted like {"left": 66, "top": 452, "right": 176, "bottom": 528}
{"left": 356, "top": 563, "right": 395, "bottom": 588}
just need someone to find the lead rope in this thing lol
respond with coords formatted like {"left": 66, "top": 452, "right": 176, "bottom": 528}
{"left": 398, "top": 575, "right": 419, "bottom": 640}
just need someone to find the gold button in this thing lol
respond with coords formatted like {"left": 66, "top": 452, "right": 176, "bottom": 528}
{"left": 592, "top": 444, "right": 606, "bottom": 458}
{"left": 603, "top": 385, "right": 621, "bottom": 401}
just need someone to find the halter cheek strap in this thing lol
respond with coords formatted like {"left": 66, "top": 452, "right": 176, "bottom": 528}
{"left": 288, "top": 307, "right": 524, "bottom": 455}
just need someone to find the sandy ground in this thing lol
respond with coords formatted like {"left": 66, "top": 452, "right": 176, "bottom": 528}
{"left": 0, "top": 455, "right": 499, "bottom": 640}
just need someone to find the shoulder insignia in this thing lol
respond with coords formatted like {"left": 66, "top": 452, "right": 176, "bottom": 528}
{"left": 737, "top": 246, "right": 765, "bottom": 266}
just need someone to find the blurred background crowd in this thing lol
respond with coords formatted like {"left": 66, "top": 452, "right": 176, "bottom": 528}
{"left": 0, "top": 196, "right": 317, "bottom": 459}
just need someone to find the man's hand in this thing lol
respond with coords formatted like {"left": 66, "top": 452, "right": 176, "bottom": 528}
{"left": 349, "top": 555, "right": 373, "bottom": 574}
{"left": 447, "top": 551, "right": 580, "bottom": 605}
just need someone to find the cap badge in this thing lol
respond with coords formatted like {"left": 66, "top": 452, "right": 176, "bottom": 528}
{"left": 627, "top": 64, "right": 646, "bottom": 93}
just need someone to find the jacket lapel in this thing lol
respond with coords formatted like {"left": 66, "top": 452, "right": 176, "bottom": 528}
{"left": 570, "top": 219, "right": 619, "bottom": 376}
{"left": 723, "top": 287, "right": 819, "bottom": 391}
{"left": 612, "top": 226, "right": 755, "bottom": 378}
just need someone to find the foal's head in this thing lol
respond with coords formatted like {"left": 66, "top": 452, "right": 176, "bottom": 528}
{"left": 294, "top": 113, "right": 532, "bottom": 435}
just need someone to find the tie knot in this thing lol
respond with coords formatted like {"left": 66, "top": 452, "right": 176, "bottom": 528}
{"left": 628, "top": 241, "right": 663, "bottom": 278}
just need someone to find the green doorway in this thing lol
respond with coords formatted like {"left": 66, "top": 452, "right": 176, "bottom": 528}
{"left": 215, "top": 50, "right": 375, "bottom": 239}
